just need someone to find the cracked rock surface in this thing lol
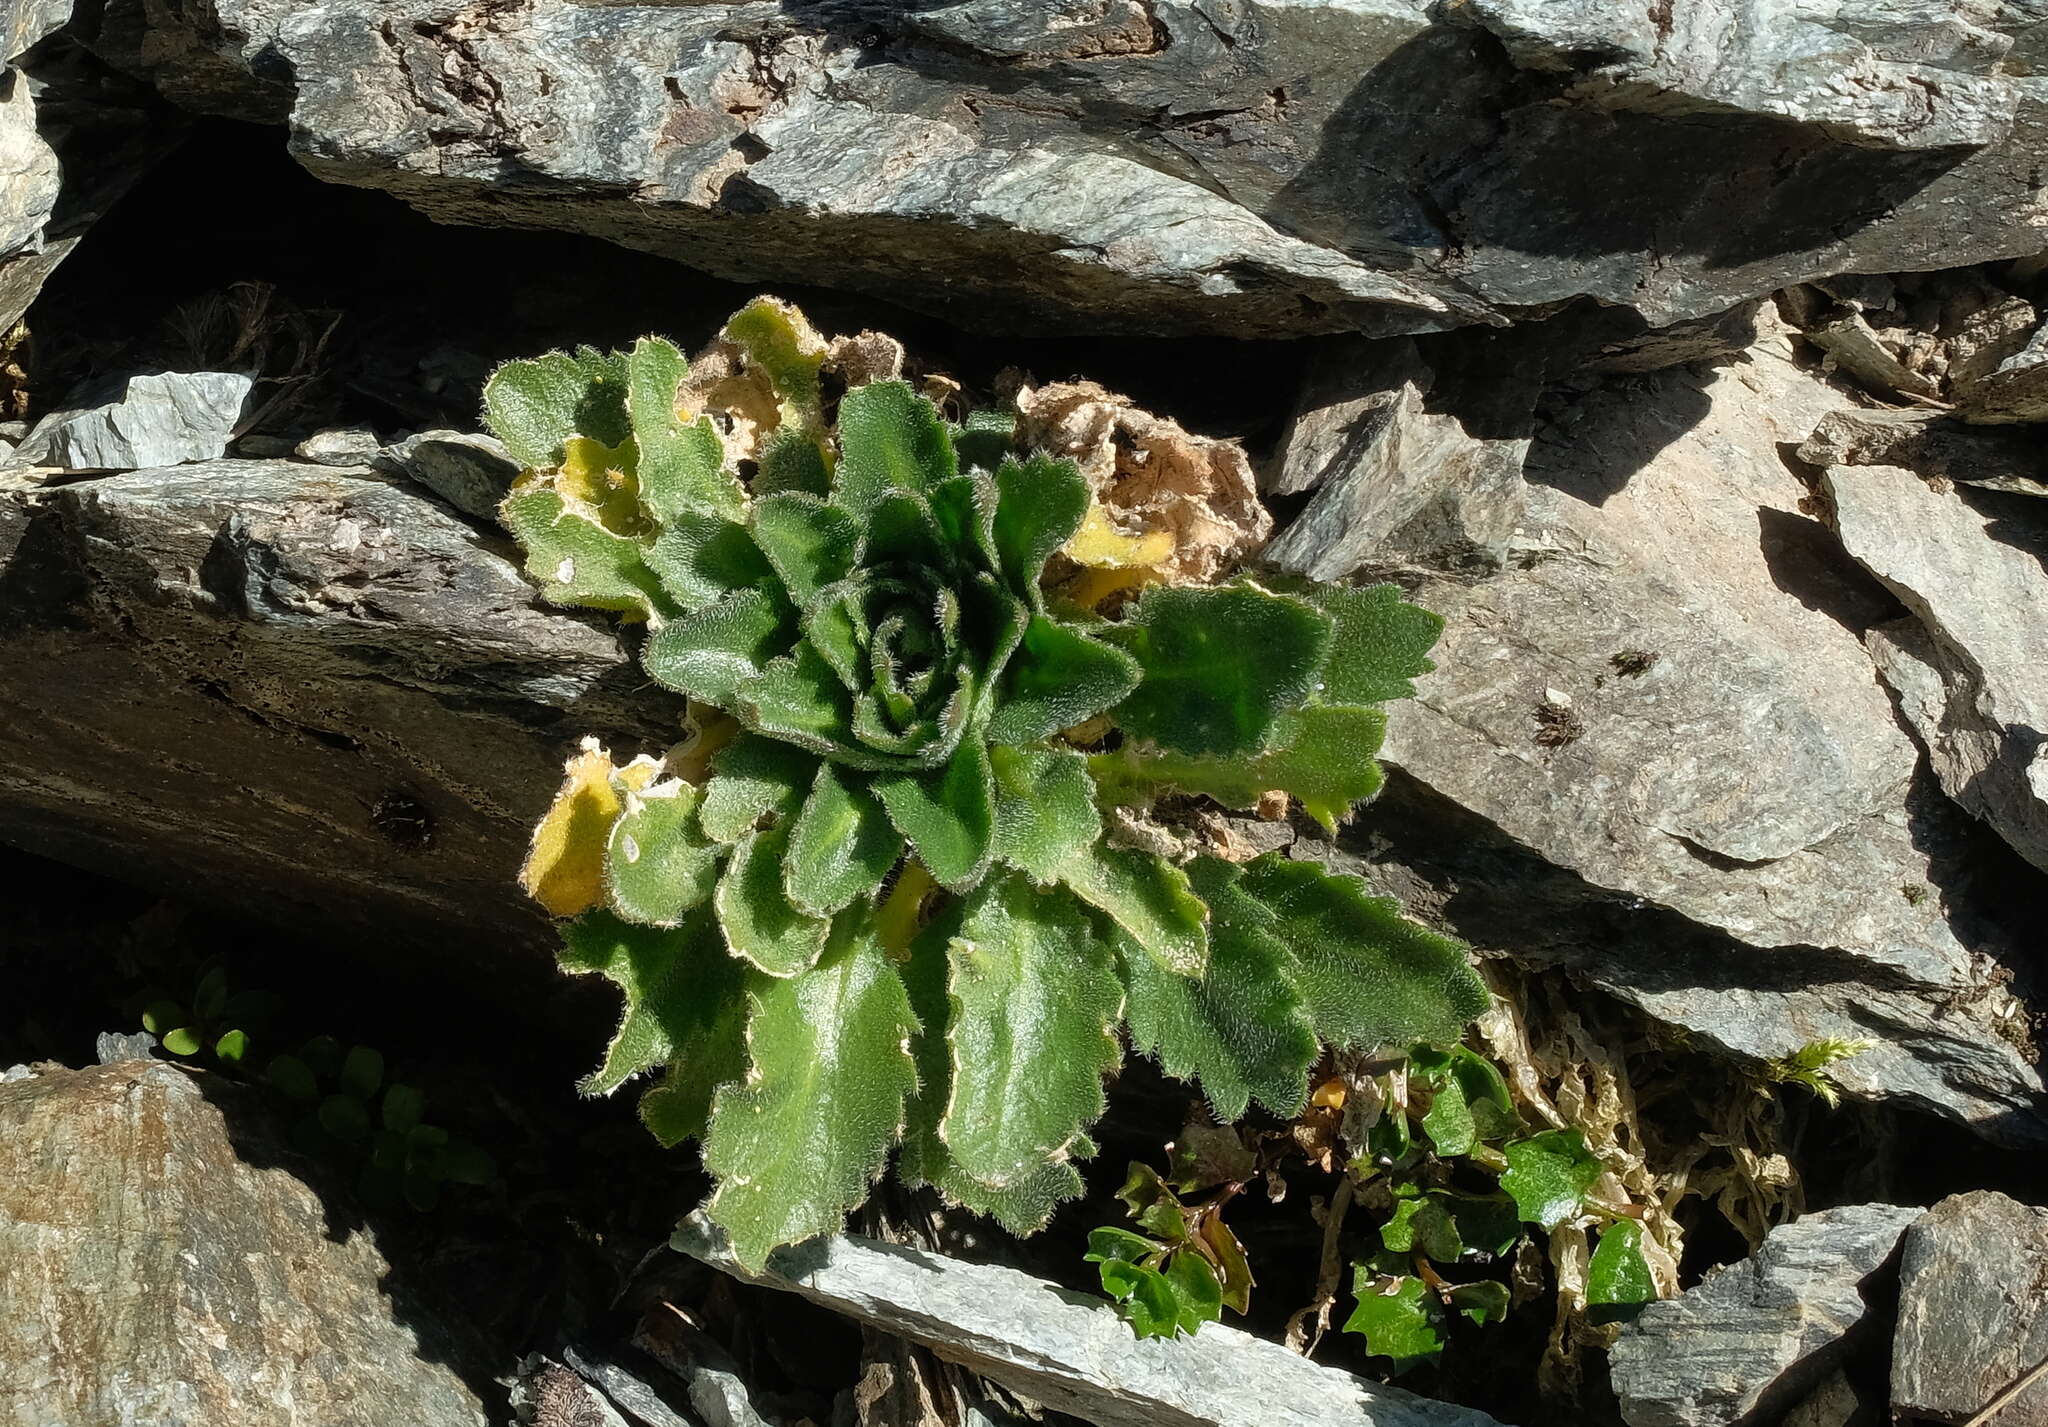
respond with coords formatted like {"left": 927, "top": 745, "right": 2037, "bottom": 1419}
{"left": 71, "top": 0, "right": 2048, "bottom": 338}
{"left": 0, "top": 1060, "right": 488, "bottom": 1426}
{"left": 1346, "top": 318, "right": 2043, "bottom": 1142}
{"left": 1609, "top": 1203, "right": 1923, "bottom": 1427}
{"left": 1827, "top": 465, "right": 2048, "bottom": 875}
{"left": 0, "top": 460, "right": 674, "bottom": 977}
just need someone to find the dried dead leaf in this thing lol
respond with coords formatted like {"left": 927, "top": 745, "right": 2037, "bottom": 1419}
{"left": 1014, "top": 379, "right": 1271, "bottom": 587}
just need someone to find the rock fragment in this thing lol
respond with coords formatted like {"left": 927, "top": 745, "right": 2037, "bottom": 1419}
{"left": 297, "top": 424, "right": 384, "bottom": 466}
{"left": 1795, "top": 408, "right": 2046, "bottom": 497}
{"left": 1954, "top": 321, "right": 2048, "bottom": 424}
{"left": 9, "top": 370, "right": 254, "bottom": 471}
{"left": 0, "top": 1061, "right": 488, "bottom": 1426}
{"left": 1259, "top": 337, "right": 1534, "bottom": 579}
{"left": 373, "top": 428, "right": 522, "bottom": 520}
{"left": 1826, "top": 464, "right": 2048, "bottom": 873}
{"left": 1892, "top": 1191, "right": 2048, "bottom": 1426}
{"left": 1609, "top": 1204, "right": 1922, "bottom": 1427}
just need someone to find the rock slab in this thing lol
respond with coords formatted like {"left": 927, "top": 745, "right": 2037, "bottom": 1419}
{"left": 1609, "top": 1203, "right": 1923, "bottom": 1427}
{"left": 10, "top": 370, "right": 255, "bottom": 471}
{"left": 1893, "top": 1191, "right": 2048, "bottom": 1426}
{"left": 1369, "top": 322, "right": 2043, "bottom": 1139}
{"left": 0, "top": 460, "right": 674, "bottom": 983}
{"left": 671, "top": 1215, "right": 1507, "bottom": 1427}
{"left": 79, "top": 0, "right": 2048, "bottom": 338}
{"left": 1826, "top": 464, "right": 2048, "bottom": 875}
{"left": 0, "top": 1060, "right": 487, "bottom": 1427}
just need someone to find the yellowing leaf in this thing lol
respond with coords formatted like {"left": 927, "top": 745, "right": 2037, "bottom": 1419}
{"left": 522, "top": 740, "right": 625, "bottom": 918}
{"left": 1064, "top": 502, "right": 1174, "bottom": 569}
{"left": 522, "top": 740, "right": 664, "bottom": 917}
{"left": 558, "top": 435, "right": 646, "bottom": 534}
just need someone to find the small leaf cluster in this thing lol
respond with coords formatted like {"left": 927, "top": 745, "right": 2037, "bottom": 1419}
{"left": 1340, "top": 1045, "right": 1656, "bottom": 1372}
{"left": 1087, "top": 1136, "right": 1255, "bottom": 1340}
{"left": 140, "top": 965, "right": 276, "bottom": 1065}
{"left": 137, "top": 966, "right": 494, "bottom": 1213}
{"left": 487, "top": 301, "right": 1489, "bottom": 1270}
{"left": 268, "top": 1037, "right": 494, "bottom": 1213}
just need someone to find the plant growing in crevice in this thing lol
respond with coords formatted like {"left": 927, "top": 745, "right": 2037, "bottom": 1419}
{"left": 134, "top": 965, "right": 496, "bottom": 1213}
{"left": 486, "top": 299, "right": 1490, "bottom": 1271}
{"left": 1085, "top": 1043, "right": 1662, "bottom": 1351}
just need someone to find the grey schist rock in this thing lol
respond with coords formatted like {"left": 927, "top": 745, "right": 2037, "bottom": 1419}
{"left": 1364, "top": 319, "right": 2044, "bottom": 1141}
{"left": 0, "top": 1061, "right": 488, "bottom": 1426}
{"left": 1609, "top": 1204, "right": 1922, "bottom": 1427}
{"left": 1954, "top": 320, "right": 2048, "bottom": 424}
{"left": 373, "top": 428, "right": 522, "bottom": 520}
{"left": 1259, "top": 335, "right": 1535, "bottom": 579}
{"left": 1827, "top": 464, "right": 2048, "bottom": 875}
{"left": 1893, "top": 1191, "right": 2048, "bottom": 1426}
{"left": 9, "top": 370, "right": 255, "bottom": 471}
{"left": 0, "top": 460, "right": 675, "bottom": 983}
{"left": 296, "top": 424, "right": 384, "bottom": 466}
{"left": 671, "top": 1215, "right": 1509, "bottom": 1427}
{"left": 75, "top": 0, "right": 2048, "bottom": 338}
{"left": 1796, "top": 408, "right": 2047, "bottom": 498}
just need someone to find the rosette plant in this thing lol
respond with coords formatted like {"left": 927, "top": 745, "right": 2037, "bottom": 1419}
{"left": 488, "top": 300, "right": 1488, "bottom": 1270}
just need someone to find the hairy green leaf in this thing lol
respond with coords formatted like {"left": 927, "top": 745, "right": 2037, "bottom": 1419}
{"left": 698, "top": 734, "right": 819, "bottom": 842}
{"left": 502, "top": 489, "right": 669, "bottom": 620}
{"left": 941, "top": 876, "right": 1122, "bottom": 1189}
{"left": 1343, "top": 1273, "right": 1444, "bottom": 1373}
{"left": 628, "top": 336, "right": 741, "bottom": 521}
{"left": 989, "top": 745, "right": 1100, "bottom": 883}
{"left": 1234, "top": 854, "right": 1487, "bottom": 1054}
{"left": 1118, "top": 859, "right": 1315, "bottom": 1120}
{"left": 834, "top": 381, "right": 957, "bottom": 514}
{"left": 873, "top": 737, "right": 995, "bottom": 891}
{"left": 703, "top": 923, "right": 919, "bottom": 1270}
{"left": 755, "top": 427, "right": 832, "bottom": 497}
{"left": 987, "top": 614, "right": 1142, "bottom": 746}
{"left": 750, "top": 493, "right": 858, "bottom": 605}
{"left": 1094, "top": 704, "right": 1388, "bottom": 835}
{"left": 716, "top": 821, "right": 833, "bottom": 977}
{"left": 1501, "top": 1129, "right": 1603, "bottom": 1230}
{"left": 558, "top": 908, "right": 748, "bottom": 1100}
{"left": 785, "top": 762, "right": 904, "bottom": 917}
{"left": 607, "top": 782, "right": 721, "bottom": 927}
{"left": 644, "top": 511, "right": 775, "bottom": 612}
{"left": 898, "top": 904, "right": 1088, "bottom": 1232}
{"left": 991, "top": 456, "right": 1089, "bottom": 601}
{"left": 954, "top": 408, "right": 1017, "bottom": 474}
{"left": 1108, "top": 583, "right": 1333, "bottom": 758}
{"left": 740, "top": 642, "right": 868, "bottom": 753}
{"left": 645, "top": 587, "right": 793, "bottom": 705}
{"left": 1300, "top": 580, "right": 1442, "bottom": 705}
{"left": 484, "top": 348, "right": 629, "bottom": 469}
{"left": 1061, "top": 844, "right": 1208, "bottom": 978}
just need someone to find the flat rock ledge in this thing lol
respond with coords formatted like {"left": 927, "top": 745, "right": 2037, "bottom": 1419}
{"left": 671, "top": 1214, "right": 1510, "bottom": 1427}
